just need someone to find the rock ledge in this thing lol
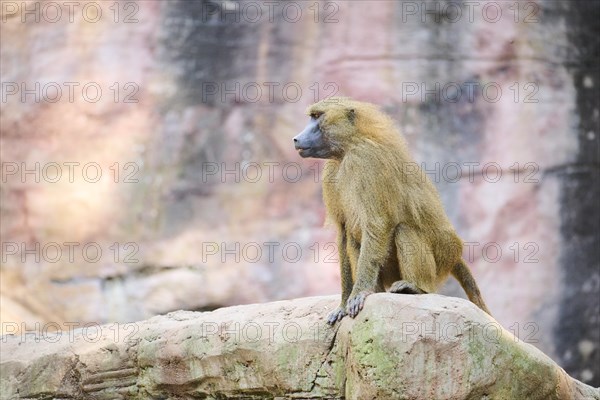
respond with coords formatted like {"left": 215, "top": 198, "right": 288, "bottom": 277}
{"left": 1, "top": 294, "right": 598, "bottom": 399}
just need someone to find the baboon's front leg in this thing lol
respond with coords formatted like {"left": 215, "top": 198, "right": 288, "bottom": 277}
{"left": 327, "top": 225, "right": 353, "bottom": 325}
{"left": 345, "top": 228, "right": 389, "bottom": 318}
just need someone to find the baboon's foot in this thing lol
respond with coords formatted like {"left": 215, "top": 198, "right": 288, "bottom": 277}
{"left": 389, "top": 280, "right": 426, "bottom": 295}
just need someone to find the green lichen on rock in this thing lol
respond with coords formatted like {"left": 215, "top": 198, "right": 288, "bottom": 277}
{"left": 349, "top": 318, "right": 399, "bottom": 389}
{"left": 492, "top": 330, "right": 563, "bottom": 399}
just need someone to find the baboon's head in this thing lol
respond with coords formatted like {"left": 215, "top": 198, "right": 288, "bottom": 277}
{"left": 293, "top": 97, "right": 357, "bottom": 160}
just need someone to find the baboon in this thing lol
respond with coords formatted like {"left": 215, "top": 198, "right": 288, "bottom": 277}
{"left": 293, "top": 97, "right": 491, "bottom": 325}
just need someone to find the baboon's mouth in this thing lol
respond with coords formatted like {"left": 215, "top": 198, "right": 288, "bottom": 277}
{"left": 296, "top": 147, "right": 309, "bottom": 156}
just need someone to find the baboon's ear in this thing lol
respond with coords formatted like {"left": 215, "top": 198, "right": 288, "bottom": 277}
{"left": 347, "top": 108, "right": 356, "bottom": 123}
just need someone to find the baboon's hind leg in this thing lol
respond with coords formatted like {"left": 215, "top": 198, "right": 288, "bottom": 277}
{"left": 393, "top": 228, "right": 437, "bottom": 295}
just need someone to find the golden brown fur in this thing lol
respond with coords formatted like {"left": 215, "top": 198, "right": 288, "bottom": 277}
{"left": 300, "top": 97, "right": 490, "bottom": 323}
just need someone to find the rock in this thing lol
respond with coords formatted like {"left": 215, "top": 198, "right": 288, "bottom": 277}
{"left": 2, "top": 294, "right": 597, "bottom": 400}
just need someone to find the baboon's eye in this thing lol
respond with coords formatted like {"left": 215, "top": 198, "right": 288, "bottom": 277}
{"left": 310, "top": 112, "right": 322, "bottom": 120}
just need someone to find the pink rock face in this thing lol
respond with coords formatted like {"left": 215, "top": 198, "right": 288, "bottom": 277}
{"left": 0, "top": 0, "right": 597, "bottom": 386}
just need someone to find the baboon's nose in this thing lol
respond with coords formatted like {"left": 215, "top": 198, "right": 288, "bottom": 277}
{"left": 293, "top": 137, "right": 298, "bottom": 143}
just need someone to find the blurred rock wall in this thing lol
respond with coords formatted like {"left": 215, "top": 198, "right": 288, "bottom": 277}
{"left": 1, "top": 0, "right": 598, "bottom": 385}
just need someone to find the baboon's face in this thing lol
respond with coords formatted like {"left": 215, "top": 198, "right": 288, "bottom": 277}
{"left": 293, "top": 102, "right": 354, "bottom": 159}
{"left": 293, "top": 113, "right": 331, "bottom": 159}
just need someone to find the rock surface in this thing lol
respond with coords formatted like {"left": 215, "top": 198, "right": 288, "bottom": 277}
{"left": 1, "top": 294, "right": 598, "bottom": 400}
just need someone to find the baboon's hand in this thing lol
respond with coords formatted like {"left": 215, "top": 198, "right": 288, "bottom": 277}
{"left": 327, "top": 306, "right": 347, "bottom": 325}
{"left": 346, "top": 291, "right": 373, "bottom": 318}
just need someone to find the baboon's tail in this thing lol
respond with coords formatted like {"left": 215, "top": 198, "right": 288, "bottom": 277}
{"left": 451, "top": 260, "right": 492, "bottom": 316}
